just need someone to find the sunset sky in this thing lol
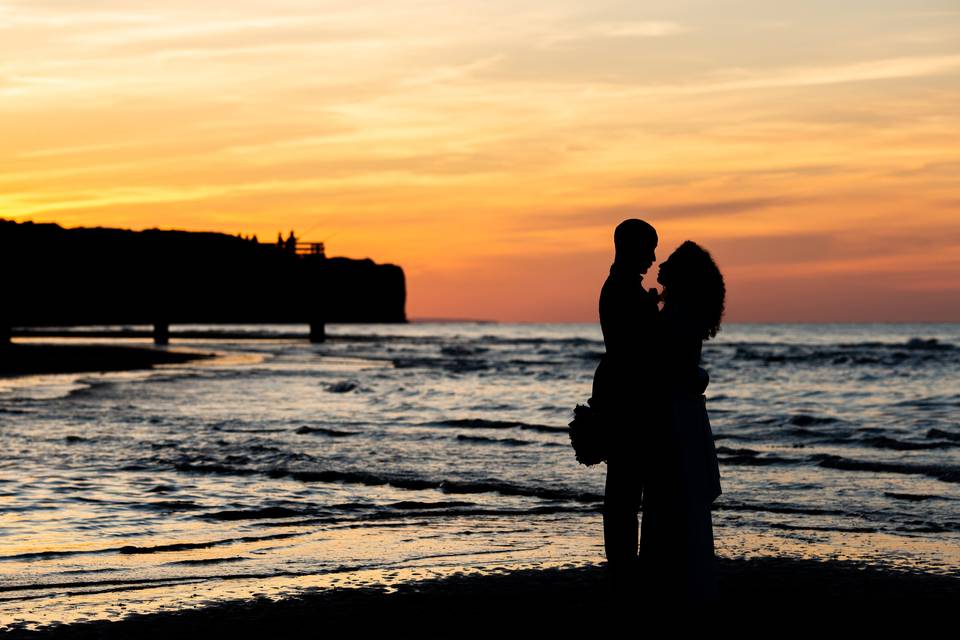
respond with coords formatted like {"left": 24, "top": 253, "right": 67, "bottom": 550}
{"left": 2, "top": 1, "right": 958, "bottom": 322}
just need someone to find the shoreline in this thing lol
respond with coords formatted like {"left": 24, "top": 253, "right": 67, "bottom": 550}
{"left": 0, "top": 344, "right": 214, "bottom": 377}
{"left": 5, "top": 557, "right": 958, "bottom": 636}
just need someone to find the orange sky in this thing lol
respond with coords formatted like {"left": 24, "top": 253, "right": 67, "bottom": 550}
{"left": 3, "top": 1, "right": 958, "bottom": 321}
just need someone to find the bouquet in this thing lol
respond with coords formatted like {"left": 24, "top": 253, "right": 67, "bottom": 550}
{"left": 567, "top": 398, "right": 608, "bottom": 466}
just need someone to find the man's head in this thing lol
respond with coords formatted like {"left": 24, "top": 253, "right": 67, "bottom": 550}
{"left": 613, "top": 218, "right": 658, "bottom": 275}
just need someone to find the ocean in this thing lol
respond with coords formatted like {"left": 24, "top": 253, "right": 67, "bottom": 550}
{"left": 1, "top": 323, "right": 958, "bottom": 627}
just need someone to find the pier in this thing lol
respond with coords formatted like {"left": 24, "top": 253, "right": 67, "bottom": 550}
{"left": 0, "top": 221, "right": 405, "bottom": 346}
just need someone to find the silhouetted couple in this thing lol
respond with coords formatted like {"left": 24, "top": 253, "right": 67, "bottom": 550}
{"left": 590, "top": 219, "right": 724, "bottom": 604}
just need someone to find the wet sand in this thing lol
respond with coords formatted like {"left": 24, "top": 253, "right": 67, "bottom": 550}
{"left": 6, "top": 557, "right": 957, "bottom": 637}
{"left": 0, "top": 344, "right": 213, "bottom": 376}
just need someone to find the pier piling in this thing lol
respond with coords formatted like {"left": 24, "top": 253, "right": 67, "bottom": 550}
{"left": 153, "top": 323, "right": 170, "bottom": 346}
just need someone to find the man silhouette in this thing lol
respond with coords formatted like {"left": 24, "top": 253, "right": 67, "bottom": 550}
{"left": 590, "top": 218, "right": 659, "bottom": 593}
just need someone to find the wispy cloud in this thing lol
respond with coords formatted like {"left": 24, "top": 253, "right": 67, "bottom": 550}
{"left": 595, "top": 21, "right": 688, "bottom": 37}
{"left": 520, "top": 197, "right": 814, "bottom": 231}
{"left": 701, "top": 54, "right": 960, "bottom": 92}
{"left": 538, "top": 19, "right": 690, "bottom": 46}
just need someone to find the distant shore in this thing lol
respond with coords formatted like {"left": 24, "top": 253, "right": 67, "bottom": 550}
{"left": 6, "top": 557, "right": 957, "bottom": 637}
{"left": 10, "top": 329, "right": 308, "bottom": 340}
{"left": 0, "top": 344, "right": 213, "bottom": 377}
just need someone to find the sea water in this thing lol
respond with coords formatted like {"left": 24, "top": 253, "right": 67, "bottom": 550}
{"left": 1, "top": 323, "right": 958, "bottom": 627}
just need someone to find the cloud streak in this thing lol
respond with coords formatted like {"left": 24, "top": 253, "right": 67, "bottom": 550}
{"left": 519, "top": 197, "right": 816, "bottom": 231}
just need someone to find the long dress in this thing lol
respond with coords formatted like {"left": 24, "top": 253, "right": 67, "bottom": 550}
{"left": 638, "top": 310, "right": 722, "bottom": 602}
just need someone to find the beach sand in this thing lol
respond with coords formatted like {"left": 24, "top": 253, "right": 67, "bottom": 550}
{"left": 0, "top": 344, "right": 213, "bottom": 377}
{"left": 5, "top": 557, "right": 956, "bottom": 637}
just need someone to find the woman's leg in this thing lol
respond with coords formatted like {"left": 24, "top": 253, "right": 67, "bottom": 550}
{"left": 682, "top": 503, "right": 719, "bottom": 603}
{"left": 638, "top": 481, "right": 689, "bottom": 602}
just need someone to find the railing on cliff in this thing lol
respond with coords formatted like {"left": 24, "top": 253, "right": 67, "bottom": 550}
{"left": 294, "top": 242, "right": 325, "bottom": 256}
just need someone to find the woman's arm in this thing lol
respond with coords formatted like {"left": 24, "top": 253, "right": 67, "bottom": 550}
{"left": 658, "top": 305, "right": 705, "bottom": 397}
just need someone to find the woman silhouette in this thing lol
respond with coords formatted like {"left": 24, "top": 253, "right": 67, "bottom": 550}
{"left": 638, "top": 240, "right": 725, "bottom": 603}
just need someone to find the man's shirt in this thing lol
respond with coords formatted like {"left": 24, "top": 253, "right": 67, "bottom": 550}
{"left": 599, "top": 262, "right": 659, "bottom": 364}
{"left": 593, "top": 262, "right": 659, "bottom": 414}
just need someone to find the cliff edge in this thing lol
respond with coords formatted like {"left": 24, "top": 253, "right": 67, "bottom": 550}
{"left": 1, "top": 220, "right": 406, "bottom": 327}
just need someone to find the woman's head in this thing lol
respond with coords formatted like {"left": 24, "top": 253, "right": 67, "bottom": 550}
{"left": 657, "top": 240, "right": 726, "bottom": 340}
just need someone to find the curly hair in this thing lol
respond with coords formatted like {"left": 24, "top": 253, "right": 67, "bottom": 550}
{"left": 659, "top": 240, "right": 726, "bottom": 340}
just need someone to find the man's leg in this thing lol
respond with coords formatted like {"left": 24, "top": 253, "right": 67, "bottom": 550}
{"left": 603, "top": 457, "right": 640, "bottom": 593}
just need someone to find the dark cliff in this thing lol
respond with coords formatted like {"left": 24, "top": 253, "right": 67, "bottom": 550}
{"left": 1, "top": 220, "right": 406, "bottom": 327}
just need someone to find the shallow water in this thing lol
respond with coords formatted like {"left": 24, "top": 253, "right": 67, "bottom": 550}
{"left": 1, "top": 323, "right": 958, "bottom": 628}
